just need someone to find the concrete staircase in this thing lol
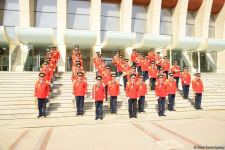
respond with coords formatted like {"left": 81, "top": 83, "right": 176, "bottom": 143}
{"left": 0, "top": 72, "right": 225, "bottom": 121}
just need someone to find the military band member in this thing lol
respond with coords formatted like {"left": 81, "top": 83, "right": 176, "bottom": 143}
{"left": 102, "top": 66, "right": 112, "bottom": 101}
{"left": 122, "top": 59, "right": 130, "bottom": 90}
{"left": 92, "top": 76, "right": 105, "bottom": 120}
{"left": 73, "top": 72, "right": 87, "bottom": 116}
{"left": 147, "top": 48, "right": 156, "bottom": 63}
{"left": 171, "top": 60, "right": 181, "bottom": 89}
{"left": 131, "top": 49, "right": 138, "bottom": 67}
{"left": 136, "top": 53, "right": 143, "bottom": 75}
{"left": 167, "top": 73, "right": 177, "bottom": 111}
{"left": 141, "top": 56, "right": 149, "bottom": 81}
{"left": 34, "top": 73, "right": 50, "bottom": 118}
{"left": 137, "top": 76, "right": 147, "bottom": 113}
{"left": 161, "top": 56, "right": 170, "bottom": 78}
{"left": 108, "top": 73, "right": 120, "bottom": 114}
{"left": 148, "top": 61, "right": 158, "bottom": 90}
{"left": 181, "top": 66, "right": 191, "bottom": 99}
{"left": 192, "top": 73, "right": 204, "bottom": 110}
{"left": 126, "top": 74, "right": 139, "bottom": 118}
{"left": 155, "top": 52, "right": 162, "bottom": 71}
{"left": 155, "top": 74, "right": 167, "bottom": 116}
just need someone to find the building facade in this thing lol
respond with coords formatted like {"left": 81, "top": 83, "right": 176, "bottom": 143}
{"left": 0, "top": 0, "right": 225, "bottom": 73}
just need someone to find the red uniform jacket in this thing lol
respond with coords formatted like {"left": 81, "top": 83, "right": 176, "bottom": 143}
{"left": 108, "top": 81, "right": 120, "bottom": 96}
{"left": 34, "top": 80, "right": 50, "bottom": 99}
{"left": 155, "top": 80, "right": 167, "bottom": 97}
{"left": 126, "top": 81, "right": 139, "bottom": 99}
{"left": 102, "top": 71, "right": 112, "bottom": 85}
{"left": 148, "top": 52, "right": 156, "bottom": 62}
{"left": 166, "top": 79, "right": 177, "bottom": 94}
{"left": 161, "top": 61, "right": 170, "bottom": 71}
{"left": 148, "top": 66, "right": 158, "bottom": 78}
{"left": 92, "top": 83, "right": 105, "bottom": 101}
{"left": 73, "top": 80, "right": 87, "bottom": 96}
{"left": 155, "top": 55, "right": 162, "bottom": 66}
{"left": 171, "top": 65, "right": 181, "bottom": 78}
{"left": 192, "top": 79, "right": 204, "bottom": 93}
{"left": 131, "top": 52, "right": 138, "bottom": 62}
{"left": 137, "top": 83, "right": 147, "bottom": 96}
{"left": 181, "top": 72, "right": 191, "bottom": 85}
{"left": 141, "top": 60, "right": 149, "bottom": 71}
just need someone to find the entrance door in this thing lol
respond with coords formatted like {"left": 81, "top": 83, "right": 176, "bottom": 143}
{"left": 24, "top": 48, "right": 46, "bottom": 71}
{"left": 0, "top": 48, "right": 9, "bottom": 71}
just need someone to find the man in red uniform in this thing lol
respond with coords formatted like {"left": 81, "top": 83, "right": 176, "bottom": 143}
{"left": 126, "top": 74, "right": 139, "bottom": 118}
{"left": 141, "top": 56, "right": 149, "bottom": 81}
{"left": 122, "top": 59, "right": 130, "bottom": 90}
{"left": 131, "top": 49, "right": 138, "bottom": 67}
{"left": 137, "top": 76, "right": 147, "bottom": 113}
{"left": 192, "top": 73, "right": 204, "bottom": 110}
{"left": 171, "top": 60, "right": 181, "bottom": 90}
{"left": 92, "top": 76, "right": 105, "bottom": 120}
{"left": 155, "top": 74, "right": 167, "bottom": 116}
{"left": 155, "top": 52, "right": 162, "bottom": 70}
{"left": 181, "top": 66, "right": 191, "bottom": 99}
{"left": 148, "top": 48, "right": 156, "bottom": 63}
{"left": 108, "top": 73, "right": 120, "bottom": 114}
{"left": 166, "top": 73, "right": 177, "bottom": 111}
{"left": 73, "top": 72, "right": 87, "bottom": 116}
{"left": 34, "top": 73, "right": 50, "bottom": 118}
{"left": 136, "top": 53, "right": 143, "bottom": 75}
{"left": 161, "top": 56, "right": 170, "bottom": 78}
{"left": 102, "top": 66, "right": 112, "bottom": 101}
{"left": 148, "top": 61, "right": 158, "bottom": 90}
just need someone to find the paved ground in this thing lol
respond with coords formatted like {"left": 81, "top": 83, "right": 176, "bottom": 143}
{"left": 1, "top": 110, "right": 225, "bottom": 150}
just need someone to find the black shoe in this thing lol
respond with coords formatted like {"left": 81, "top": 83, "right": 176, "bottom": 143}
{"left": 129, "top": 116, "right": 132, "bottom": 118}
{"left": 162, "top": 114, "right": 166, "bottom": 116}
{"left": 37, "top": 114, "right": 42, "bottom": 118}
{"left": 158, "top": 113, "right": 161, "bottom": 117}
{"left": 198, "top": 108, "right": 203, "bottom": 110}
{"left": 100, "top": 117, "right": 103, "bottom": 120}
{"left": 43, "top": 114, "right": 47, "bottom": 118}
{"left": 133, "top": 116, "right": 137, "bottom": 118}
{"left": 172, "top": 109, "right": 176, "bottom": 111}
{"left": 141, "top": 110, "right": 146, "bottom": 113}
{"left": 95, "top": 117, "right": 98, "bottom": 120}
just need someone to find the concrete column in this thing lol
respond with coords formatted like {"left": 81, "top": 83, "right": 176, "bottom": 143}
{"left": 146, "top": 0, "right": 162, "bottom": 35}
{"left": 216, "top": 4, "right": 225, "bottom": 73}
{"left": 8, "top": 44, "right": 17, "bottom": 71}
{"left": 19, "top": 0, "right": 34, "bottom": 27}
{"left": 90, "top": 0, "right": 101, "bottom": 71}
{"left": 120, "top": 0, "right": 132, "bottom": 32}
{"left": 195, "top": 0, "right": 213, "bottom": 38}
{"left": 13, "top": 43, "right": 29, "bottom": 71}
{"left": 172, "top": 0, "right": 188, "bottom": 38}
{"left": 57, "top": 0, "right": 67, "bottom": 72}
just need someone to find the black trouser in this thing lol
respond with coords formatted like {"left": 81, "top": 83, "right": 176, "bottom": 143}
{"left": 95, "top": 101, "right": 103, "bottom": 119}
{"left": 174, "top": 77, "right": 180, "bottom": 89}
{"left": 168, "top": 94, "right": 175, "bottom": 110}
{"left": 75, "top": 96, "right": 84, "bottom": 115}
{"left": 182, "top": 85, "right": 190, "bottom": 99}
{"left": 110, "top": 96, "right": 117, "bottom": 113}
{"left": 128, "top": 98, "right": 137, "bottom": 117}
{"left": 117, "top": 71, "right": 122, "bottom": 77}
{"left": 195, "top": 93, "right": 202, "bottom": 109}
{"left": 138, "top": 96, "right": 145, "bottom": 112}
{"left": 158, "top": 97, "right": 166, "bottom": 115}
{"left": 164, "top": 71, "right": 169, "bottom": 79}
{"left": 132, "top": 62, "right": 137, "bottom": 67}
{"left": 38, "top": 98, "right": 47, "bottom": 116}
{"left": 105, "top": 85, "right": 108, "bottom": 101}
{"left": 123, "top": 75, "right": 128, "bottom": 90}
{"left": 150, "top": 78, "right": 156, "bottom": 90}
{"left": 142, "top": 71, "right": 148, "bottom": 81}
{"left": 137, "top": 66, "right": 142, "bottom": 75}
